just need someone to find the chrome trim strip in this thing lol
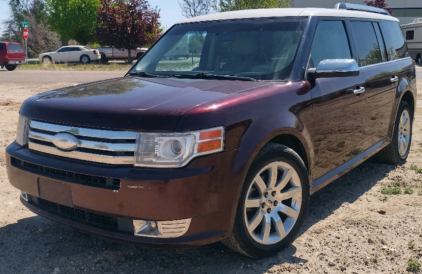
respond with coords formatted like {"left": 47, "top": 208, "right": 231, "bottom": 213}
{"left": 30, "top": 120, "right": 137, "bottom": 140}
{"left": 29, "top": 130, "right": 136, "bottom": 152}
{"left": 311, "top": 140, "right": 384, "bottom": 189}
{"left": 29, "top": 142, "right": 133, "bottom": 165}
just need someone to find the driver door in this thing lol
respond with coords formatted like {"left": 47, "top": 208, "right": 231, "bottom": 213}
{"left": 54, "top": 47, "right": 69, "bottom": 63}
{"left": 309, "top": 19, "right": 366, "bottom": 182}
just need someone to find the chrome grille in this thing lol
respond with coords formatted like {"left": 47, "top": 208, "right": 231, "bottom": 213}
{"left": 28, "top": 120, "right": 136, "bottom": 165}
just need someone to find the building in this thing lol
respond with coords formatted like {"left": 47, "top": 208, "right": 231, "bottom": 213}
{"left": 292, "top": 0, "right": 422, "bottom": 24}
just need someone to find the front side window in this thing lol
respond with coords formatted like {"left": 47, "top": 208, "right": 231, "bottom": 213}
{"left": 381, "top": 20, "right": 408, "bottom": 60}
{"left": 7, "top": 44, "right": 24, "bottom": 52}
{"left": 351, "top": 21, "right": 382, "bottom": 66}
{"left": 57, "top": 48, "right": 68, "bottom": 53}
{"left": 310, "top": 20, "right": 351, "bottom": 68}
{"left": 406, "top": 30, "right": 415, "bottom": 40}
{"left": 132, "top": 18, "right": 307, "bottom": 81}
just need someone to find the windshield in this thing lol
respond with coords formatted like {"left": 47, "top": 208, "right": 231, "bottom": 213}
{"left": 131, "top": 17, "right": 307, "bottom": 81}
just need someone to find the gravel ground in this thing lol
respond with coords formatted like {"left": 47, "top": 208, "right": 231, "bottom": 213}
{"left": 0, "top": 70, "right": 421, "bottom": 274}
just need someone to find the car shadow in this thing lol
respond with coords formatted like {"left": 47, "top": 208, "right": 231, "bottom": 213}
{"left": 0, "top": 160, "right": 395, "bottom": 274}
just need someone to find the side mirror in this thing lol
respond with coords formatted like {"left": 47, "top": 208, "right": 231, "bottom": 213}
{"left": 307, "top": 59, "right": 359, "bottom": 79}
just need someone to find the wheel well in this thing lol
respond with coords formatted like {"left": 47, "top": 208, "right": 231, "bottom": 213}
{"left": 401, "top": 91, "right": 415, "bottom": 117}
{"left": 268, "top": 134, "right": 309, "bottom": 172}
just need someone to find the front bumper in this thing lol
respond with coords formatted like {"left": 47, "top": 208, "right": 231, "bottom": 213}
{"left": 6, "top": 142, "right": 248, "bottom": 246}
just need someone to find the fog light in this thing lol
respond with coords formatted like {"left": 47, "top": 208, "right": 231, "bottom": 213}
{"left": 133, "top": 218, "right": 192, "bottom": 238}
{"left": 21, "top": 192, "right": 28, "bottom": 201}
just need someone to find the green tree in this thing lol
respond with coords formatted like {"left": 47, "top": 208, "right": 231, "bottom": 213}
{"left": 45, "top": 0, "right": 99, "bottom": 45}
{"left": 216, "top": 0, "right": 290, "bottom": 12}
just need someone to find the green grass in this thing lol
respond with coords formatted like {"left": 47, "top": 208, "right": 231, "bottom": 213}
{"left": 381, "top": 186, "right": 402, "bottom": 195}
{"left": 409, "top": 241, "right": 415, "bottom": 249}
{"left": 407, "top": 259, "right": 421, "bottom": 272}
{"left": 17, "top": 62, "right": 132, "bottom": 71}
{"left": 404, "top": 187, "right": 414, "bottom": 194}
{"left": 410, "top": 164, "right": 422, "bottom": 174}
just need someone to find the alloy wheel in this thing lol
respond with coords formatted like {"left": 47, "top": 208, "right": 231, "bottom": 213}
{"left": 244, "top": 161, "right": 302, "bottom": 245}
{"left": 81, "top": 56, "right": 89, "bottom": 64}
{"left": 398, "top": 109, "right": 411, "bottom": 158}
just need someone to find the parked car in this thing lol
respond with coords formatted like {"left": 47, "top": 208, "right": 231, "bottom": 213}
{"left": 95, "top": 46, "right": 148, "bottom": 63}
{"left": 0, "top": 41, "right": 26, "bottom": 71}
{"left": 6, "top": 3, "right": 415, "bottom": 258}
{"left": 39, "top": 46, "right": 101, "bottom": 64}
{"left": 402, "top": 18, "right": 422, "bottom": 63}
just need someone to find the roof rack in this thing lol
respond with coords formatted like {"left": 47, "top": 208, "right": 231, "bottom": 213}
{"left": 334, "top": 3, "right": 390, "bottom": 16}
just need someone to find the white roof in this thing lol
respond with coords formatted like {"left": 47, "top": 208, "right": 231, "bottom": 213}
{"left": 179, "top": 8, "right": 399, "bottom": 24}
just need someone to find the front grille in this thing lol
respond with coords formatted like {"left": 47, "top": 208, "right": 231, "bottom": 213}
{"left": 28, "top": 120, "right": 137, "bottom": 165}
{"left": 35, "top": 197, "right": 119, "bottom": 231}
{"left": 11, "top": 157, "right": 120, "bottom": 190}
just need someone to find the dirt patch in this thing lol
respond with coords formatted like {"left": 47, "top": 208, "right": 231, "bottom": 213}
{"left": 0, "top": 77, "right": 421, "bottom": 274}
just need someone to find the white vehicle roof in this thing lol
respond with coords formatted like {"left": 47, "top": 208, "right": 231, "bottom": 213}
{"left": 179, "top": 8, "right": 399, "bottom": 24}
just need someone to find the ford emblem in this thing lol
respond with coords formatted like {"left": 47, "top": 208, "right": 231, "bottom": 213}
{"left": 51, "top": 132, "right": 79, "bottom": 151}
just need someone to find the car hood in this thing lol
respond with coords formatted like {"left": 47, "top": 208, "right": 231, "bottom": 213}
{"left": 20, "top": 76, "right": 276, "bottom": 131}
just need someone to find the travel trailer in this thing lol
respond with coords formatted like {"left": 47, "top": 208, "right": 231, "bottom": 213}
{"left": 402, "top": 18, "right": 422, "bottom": 63}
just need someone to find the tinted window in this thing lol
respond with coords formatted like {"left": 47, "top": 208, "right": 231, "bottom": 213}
{"left": 373, "top": 22, "right": 387, "bottom": 62}
{"left": 381, "top": 21, "right": 408, "bottom": 60}
{"left": 7, "top": 44, "right": 24, "bottom": 52}
{"left": 69, "top": 47, "right": 82, "bottom": 52}
{"left": 351, "top": 21, "right": 382, "bottom": 66}
{"left": 406, "top": 30, "right": 414, "bottom": 40}
{"left": 310, "top": 21, "right": 351, "bottom": 68}
{"left": 0, "top": 43, "right": 4, "bottom": 51}
{"left": 57, "top": 48, "right": 68, "bottom": 52}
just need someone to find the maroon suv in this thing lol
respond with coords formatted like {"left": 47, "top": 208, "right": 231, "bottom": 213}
{"left": 0, "top": 41, "right": 26, "bottom": 71}
{"left": 5, "top": 4, "right": 416, "bottom": 258}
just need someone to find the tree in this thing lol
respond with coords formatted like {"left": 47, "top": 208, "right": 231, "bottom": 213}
{"left": 94, "top": 0, "right": 161, "bottom": 63}
{"left": 216, "top": 0, "right": 290, "bottom": 12}
{"left": 1, "top": 0, "right": 60, "bottom": 56}
{"left": 179, "top": 0, "right": 214, "bottom": 18}
{"left": 45, "top": 0, "right": 100, "bottom": 45}
{"left": 364, "top": 0, "right": 393, "bottom": 15}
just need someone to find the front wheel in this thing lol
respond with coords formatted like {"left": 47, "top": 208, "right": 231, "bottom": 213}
{"left": 376, "top": 101, "right": 412, "bottom": 165}
{"left": 222, "top": 143, "right": 310, "bottom": 258}
{"left": 5, "top": 65, "right": 17, "bottom": 71}
{"left": 80, "top": 55, "right": 90, "bottom": 64}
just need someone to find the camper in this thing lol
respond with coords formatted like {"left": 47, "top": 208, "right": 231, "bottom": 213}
{"left": 402, "top": 18, "right": 422, "bottom": 63}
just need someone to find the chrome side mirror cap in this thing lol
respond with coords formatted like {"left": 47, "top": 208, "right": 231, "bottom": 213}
{"left": 307, "top": 59, "right": 360, "bottom": 79}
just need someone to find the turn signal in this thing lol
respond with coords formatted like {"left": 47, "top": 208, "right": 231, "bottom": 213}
{"left": 198, "top": 139, "right": 222, "bottom": 153}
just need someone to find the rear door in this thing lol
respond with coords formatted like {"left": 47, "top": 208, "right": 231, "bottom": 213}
{"left": 67, "top": 47, "right": 82, "bottom": 62}
{"left": 6, "top": 43, "right": 25, "bottom": 63}
{"left": 309, "top": 19, "right": 366, "bottom": 180}
{"left": 349, "top": 20, "right": 399, "bottom": 150}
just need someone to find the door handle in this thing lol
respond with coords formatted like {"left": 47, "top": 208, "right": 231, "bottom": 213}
{"left": 353, "top": 86, "right": 365, "bottom": 95}
{"left": 390, "top": 76, "right": 399, "bottom": 83}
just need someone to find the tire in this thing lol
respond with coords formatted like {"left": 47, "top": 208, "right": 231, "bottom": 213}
{"left": 42, "top": 56, "right": 52, "bottom": 64}
{"left": 100, "top": 53, "right": 109, "bottom": 64}
{"left": 5, "top": 65, "right": 16, "bottom": 71}
{"left": 376, "top": 101, "right": 412, "bottom": 165}
{"left": 222, "top": 143, "right": 310, "bottom": 258}
{"left": 80, "top": 55, "right": 90, "bottom": 64}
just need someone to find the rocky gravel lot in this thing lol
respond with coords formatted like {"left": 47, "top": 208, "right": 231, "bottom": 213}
{"left": 0, "top": 69, "right": 421, "bottom": 274}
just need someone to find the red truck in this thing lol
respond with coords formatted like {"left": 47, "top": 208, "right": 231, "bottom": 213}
{"left": 0, "top": 42, "right": 26, "bottom": 71}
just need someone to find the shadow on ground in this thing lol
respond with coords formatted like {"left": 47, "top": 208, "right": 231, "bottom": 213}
{"left": 0, "top": 160, "right": 395, "bottom": 274}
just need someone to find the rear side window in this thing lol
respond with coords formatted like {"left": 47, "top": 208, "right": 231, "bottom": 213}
{"left": 310, "top": 20, "right": 352, "bottom": 68}
{"left": 69, "top": 47, "right": 82, "bottom": 51}
{"left": 406, "top": 30, "right": 415, "bottom": 40}
{"left": 351, "top": 21, "right": 382, "bottom": 66}
{"left": 7, "top": 44, "right": 24, "bottom": 52}
{"left": 381, "top": 21, "right": 408, "bottom": 60}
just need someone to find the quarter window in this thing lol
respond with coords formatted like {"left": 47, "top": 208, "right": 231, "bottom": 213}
{"left": 310, "top": 20, "right": 351, "bottom": 68}
{"left": 381, "top": 21, "right": 408, "bottom": 60}
{"left": 0, "top": 43, "right": 4, "bottom": 51}
{"left": 406, "top": 30, "right": 415, "bottom": 40}
{"left": 351, "top": 21, "right": 382, "bottom": 66}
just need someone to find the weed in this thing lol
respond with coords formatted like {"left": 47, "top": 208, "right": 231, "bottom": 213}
{"left": 372, "top": 256, "right": 378, "bottom": 264}
{"left": 409, "top": 241, "right": 415, "bottom": 249}
{"left": 336, "top": 141, "right": 345, "bottom": 148}
{"left": 381, "top": 186, "right": 401, "bottom": 195}
{"left": 407, "top": 259, "right": 421, "bottom": 272}
{"left": 405, "top": 187, "right": 414, "bottom": 194}
{"left": 381, "top": 196, "right": 388, "bottom": 202}
{"left": 394, "top": 181, "right": 401, "bottom": 187}
{"left": 418, "top": 191, "right": 422, "bottom": 196}
{"left": 410, "top": 164, "right": 422, "bottom": 174}
{"left": 370, "top": 116, "right": 377, "bottom": 120}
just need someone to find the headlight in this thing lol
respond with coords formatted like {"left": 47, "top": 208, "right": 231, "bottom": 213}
{"left": 16, "top": 115, "right": 30, "bottom": 146}
{"left": 134, "top": 126, "right": 224, "bottom": 168}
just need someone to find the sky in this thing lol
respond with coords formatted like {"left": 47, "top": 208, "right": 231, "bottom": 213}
{"left": 0, "top": 0, "right": 186, "bottom": 37}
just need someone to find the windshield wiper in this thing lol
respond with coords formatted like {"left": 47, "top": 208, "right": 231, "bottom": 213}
{"left": 129, "top": 71, "right": 170, "bottom": 78}
{"left": 171, "top": 73, "right": 257, "bottom": 82}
